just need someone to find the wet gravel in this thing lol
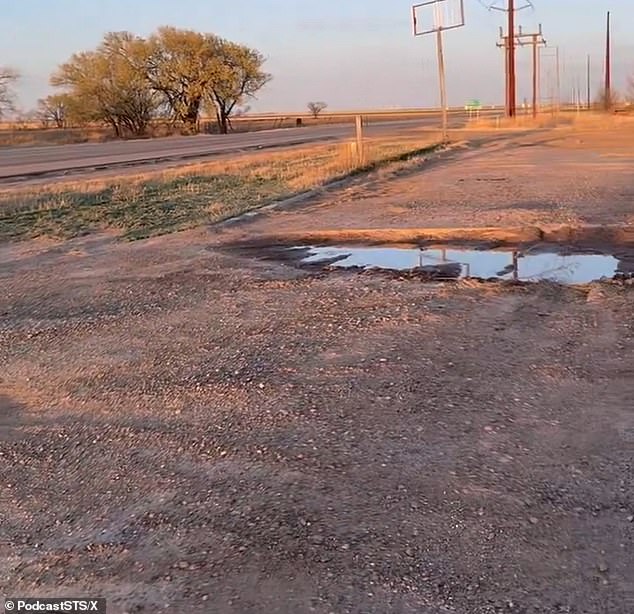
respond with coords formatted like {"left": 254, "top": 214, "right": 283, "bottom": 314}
{"left": 1, "top": 232, "right": 633, "bottom": 613}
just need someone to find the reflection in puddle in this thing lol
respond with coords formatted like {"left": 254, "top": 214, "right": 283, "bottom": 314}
{"left": 297, "top": 246, "right": 621, "bottom": 284}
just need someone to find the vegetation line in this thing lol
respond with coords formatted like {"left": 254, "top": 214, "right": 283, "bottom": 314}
{"left": 0, "top": 137, "right": 443, "bottom": 242}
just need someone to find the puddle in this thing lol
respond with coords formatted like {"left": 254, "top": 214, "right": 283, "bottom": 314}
{"left": 295, "top": 246, "right": 622, "bottom": 284}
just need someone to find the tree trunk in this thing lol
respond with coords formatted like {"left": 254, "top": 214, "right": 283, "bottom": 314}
{"left": 219, "top": 109, "right": 229, "bottom": 134}
{"left": 183, "top": 99, "right": 201, "bottom": 134}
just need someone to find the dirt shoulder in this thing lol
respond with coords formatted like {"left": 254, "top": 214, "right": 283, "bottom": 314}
{"left": 1, "top": 122, "right": 633, "bottom": 614}
{"left": 215, "top": 120, "right": 634, "bottom": 245}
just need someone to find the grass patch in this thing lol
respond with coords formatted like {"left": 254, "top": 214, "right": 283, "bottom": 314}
{"left": 0, "top": 134, "right": 442, "bottom": 242}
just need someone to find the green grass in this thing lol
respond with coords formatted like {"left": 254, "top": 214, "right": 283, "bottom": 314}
{"left": 0, "top": 174, "right": 291, "bottom": 242}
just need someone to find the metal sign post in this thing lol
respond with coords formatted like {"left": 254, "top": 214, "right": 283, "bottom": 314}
{"left": 412, "top": 0, "right": 465, "bottom": 141}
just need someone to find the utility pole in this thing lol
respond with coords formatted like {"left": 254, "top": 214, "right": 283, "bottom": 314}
{"left": 513, "top": 25, "right": 546, "bottom": 118}
{"left": 555, "top": 45, "right": 561, "bottom": 116}
{"left": 492, "top": 0, "right": 532, "bottom": 118}
{"left": 586, "top": 54, "right": 591, "bottom": 110}
{"left": 497, "top": 33, "right": 510, "bottom": 115}
{"left": 508, "top": 0, "right": 516, "bottom": 117}
{"left": 604, "top": 10, "right": 611, "bottom": 110}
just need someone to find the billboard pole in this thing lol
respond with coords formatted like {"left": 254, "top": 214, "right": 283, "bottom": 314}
{"left": 436, "top": 29, "right": 448, "bottom": 139}
{"left": 412, "top": 0, "right": 465, "bottom": 142}
{"left": 604, "top": 11, "right": 611, "bottom": 110}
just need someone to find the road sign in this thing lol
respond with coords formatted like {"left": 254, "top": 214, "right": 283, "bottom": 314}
{"left": 465, "top": 99, "right": 482, "bottom": 111}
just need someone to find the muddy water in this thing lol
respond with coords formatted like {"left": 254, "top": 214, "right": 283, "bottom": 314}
{"left": 296, "top": 246, "right": 621, "bottom": 284}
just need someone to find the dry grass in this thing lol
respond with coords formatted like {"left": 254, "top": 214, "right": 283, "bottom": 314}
{"left": 465, "top": 109, "right": 634, "bottom": 133}
{"left": 0, "top": 134, "right": 442, "bottom": 242}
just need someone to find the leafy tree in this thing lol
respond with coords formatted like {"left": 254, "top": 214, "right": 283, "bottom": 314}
{"left": 0, "top": 68, "right": 19, "bottom": 118}
{"left": 207, "top": 39, "right": 270, "bottom": 134}
{"left": 49, "top": 27, "right": 271, "bottom": 137}
{"left": 144, "top": 27, "right": 219, "bottom": 133}
{"left": 51, "top": 32, "right": 160, "bottom": 137}
{"left": 307, "top": 101, "right": 328, "bottom": 118}
{"left": 36, "top": 94, "right": 70, "bottom": 128}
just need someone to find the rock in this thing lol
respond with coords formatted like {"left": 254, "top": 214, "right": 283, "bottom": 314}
{"left": 529, "top": 517, "right": 539, "bottom": 525}
{"left": 598, "top": 562, "right": 609, "bottom": 573}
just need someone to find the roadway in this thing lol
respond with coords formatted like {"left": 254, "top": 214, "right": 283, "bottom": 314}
{"left": 0, "top": 111, "right": 496, "bottom": 182}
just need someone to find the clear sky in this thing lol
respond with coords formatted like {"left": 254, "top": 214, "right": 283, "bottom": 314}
{"left": 0, "top": 0, "right": 631, "bottom": 113}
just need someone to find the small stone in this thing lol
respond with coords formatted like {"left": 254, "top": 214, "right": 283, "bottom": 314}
{"left": 529, "top": 517, "right": 539, "bottom": 525}
{"left": 598, "top": 562, "right": 609, "bottom": 573}
{"left": 627, "top": 515, "right": 634, "bottom": 523}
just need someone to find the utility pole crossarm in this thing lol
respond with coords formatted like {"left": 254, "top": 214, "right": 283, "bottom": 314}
{"left": 494, "top": 0, "right": 532, "bottom": 118}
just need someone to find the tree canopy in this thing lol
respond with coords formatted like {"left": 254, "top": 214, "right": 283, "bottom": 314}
{"left": 50, "top": 27, "right": 270, "bottom": 137}
{"left": 52, "top": 32, "right": 160, "bottom": 137}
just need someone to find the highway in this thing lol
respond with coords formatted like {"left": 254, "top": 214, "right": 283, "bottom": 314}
{"left": 0, "top": 111, "right": 494, "bottom": 182}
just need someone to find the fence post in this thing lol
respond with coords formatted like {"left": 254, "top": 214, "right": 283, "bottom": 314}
{"left": 355, "top": 115, "right": 365, "bottom": 165}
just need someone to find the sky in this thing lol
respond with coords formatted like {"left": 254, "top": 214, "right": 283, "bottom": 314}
{"left": 0, "top": 0, "right": 631, "bottom": 113}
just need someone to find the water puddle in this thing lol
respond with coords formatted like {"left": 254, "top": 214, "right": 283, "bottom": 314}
{"left": 295, "top": 245, "right": 622, "bottom": 284}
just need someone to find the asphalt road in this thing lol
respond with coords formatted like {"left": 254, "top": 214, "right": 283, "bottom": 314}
{"left": 0, "top": 111, "right": 494, "bottom": 182}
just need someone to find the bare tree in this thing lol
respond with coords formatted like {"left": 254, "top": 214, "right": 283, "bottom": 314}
{"left": 12, "top": 108, "right": 39, "bottom": 129}
{"left": 596, "top": 87, "right": 620, "bottom": 110}
{"left": 307, "top": 101, "right": 328, "bottom": 118}
{"left": 233, "top": 105, "right": 251, "bottom": 117}
{"left": 37, "top": 94, "right": 69, "bottom": 128}
{"left": 627, "top": 75, "right": 634, "bottom": 105}
{"left": 0, "top": 68, "right": 19, "bottom": 118}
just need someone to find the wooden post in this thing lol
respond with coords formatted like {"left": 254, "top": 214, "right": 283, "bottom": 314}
{"left": 355, "top": 115, "right": 365, "bottom": 165}
{"left": 531, "top": 35, "right": 537, "bottom": 118}
{"left": 436, "top": 29, "right": 448, "bottom": 141}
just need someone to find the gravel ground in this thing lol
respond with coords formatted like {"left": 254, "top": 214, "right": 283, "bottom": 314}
{"left": 217, "top": 123, "right": 634, "bottom": 240}
{"left": 1, "top": 124, "right": 633, "bottom": 613}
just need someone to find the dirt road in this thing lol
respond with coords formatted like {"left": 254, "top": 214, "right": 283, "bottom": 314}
{"left": 1, "top": 122, "right": 633, "bottom": 613}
